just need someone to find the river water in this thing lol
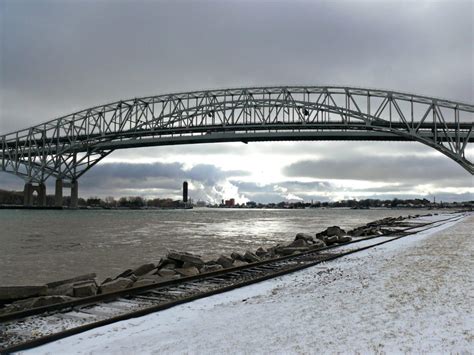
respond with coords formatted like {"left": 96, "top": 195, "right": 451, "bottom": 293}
{"left": 0, "top": 208, "right": 440, "bottom": 285}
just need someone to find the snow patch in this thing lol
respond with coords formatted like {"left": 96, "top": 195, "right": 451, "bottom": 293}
{"left": 22, "top": 213, "right": 473, "bottom": 354}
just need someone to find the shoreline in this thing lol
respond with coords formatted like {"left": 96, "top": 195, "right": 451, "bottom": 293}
{"left": 22, "top": 211, "right": 473, "bottom": 354}
{"left": 1, "top": 208, "right": 467, "bottom": 287}
{"left": 0, "top": 204, "right": 470, "bottom": 211}
{"left": 0, "top": 211, "right": 458, "bottom": 315}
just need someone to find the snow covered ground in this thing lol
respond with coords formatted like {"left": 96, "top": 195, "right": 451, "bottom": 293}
{"left": 23, "top": 212, "right": 473, "bottom": 354}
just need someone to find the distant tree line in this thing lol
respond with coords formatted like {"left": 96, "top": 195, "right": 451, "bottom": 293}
{"left": 0, "top": 189, "right": 472, "bottom": 209}
{"left": 0, "top": 189, "right": 23, "bottom": 205}
{"left": 85, "top": 196, "right": 182, "bottom": 208}
{"left": 0, "top": 189, "right": 183, "bottom": 208}
{"left": 239, "top": 198, "right": 472, "bottom": 209}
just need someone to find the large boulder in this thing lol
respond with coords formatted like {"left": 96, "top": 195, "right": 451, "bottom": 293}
{"left": 133, "top": 279, "right": 156, "bottom": 288}
{"left": 316, "top": 226, "right": 351, "bottom": 244}
{"left": 128, "top": 274, "right": 138, "bottom": 282}
{"left": 0, "top": 295, "right": 75, "bottom": 314}
{"left": 324, "top": 235, "right": 339, "bottom": 245}
{"left": 230, "top": 252, "right": 245, "bottom": 261}
{"left": 216, "top": 255, "right": 234, "bottom": 269}
{"left": 46, "top": 283, "right": 75, "bottom": 297}
{"left": 265, "top": 247, "right": 277, "bottom": 258}
{"left": 99, "top": 278, "right": 133, "bottom": 294}
{"left": 133, "top": 275, "right": 168, "bottom": 288}
{"left": 243, "top": 251, "right": 260, "bottom": 263}
{"left": 288, "top": 238, "right": 308, "bottom": 248}
{"left": 101, "top": 278, "right": 113, "bottom": 285}
{"left": 310, "top": 239, "right": 326, "bottom": 249}
{"left": 232, "top": 260, "right": 248, "bottom": 267}
{"left": 325, "top": 226, "right": 346, "bottom": 237}
{"left": 294, "top": 233, "right": 314, "bottom": 243}
{"left": 132, "top": 263, "right": 156, "bottom": 277}
{"left": 182, "top": 262, "right": 202, "bottom": 270}
{"left": 73, "top": 281, "right": 98, "bottom": 298}
{"left": 315, "top": 233, "right": 325, "bottom": 241}
{"left": 175, "top": 267, "right": 200, "bottom": 277}
{"left": 338, "top": 235, "right": 352, "bottom": 243}
{"left": 45, "top": 273, "right": 97, "bottom": 289}
{"left": 156, "top": 258, "right": 181, "bottom": 270}
{"left": 0, "top": 285, "right": 47, "bottom": 303}
{"left": 157, "top": 268, "right": 180, "bottom": 278}
{"left": 347, "top": 228, "right": 362, "bottom": 236}
{"left": 114, "top": 269, "right": 134, "bottom": 280}
{"left": 255, "top": 247, "right": 267, "bottom": 257}
{"left": 350, "top": 226, "right": 381, "bottom": 237}
{"left": 167, "top": 251, "right": 204, "bottom": 267}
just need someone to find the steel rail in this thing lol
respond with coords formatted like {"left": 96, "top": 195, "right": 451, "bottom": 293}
{"left": 0, "top": 213, "right": 466, "bottom": 353}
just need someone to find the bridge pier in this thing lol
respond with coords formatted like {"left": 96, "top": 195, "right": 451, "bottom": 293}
{"left": 23, "top": 182, "right": 47, "bottom": 207}
{"left": 53, "top": 179, "right": 79, "bottom": 208}
{"left": 55, "top": 179, "right": 63, "bottom": 207}
{"left": 38, "top": 183, "right": 46, "bottom": 207}
{"left": 70, "top": 180, "right": 78, "bottom": 209}
{"left": 23, "top": 183, "right": 33, "bottom": 207}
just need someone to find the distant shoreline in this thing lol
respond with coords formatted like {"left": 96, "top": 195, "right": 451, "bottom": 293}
{"left": 0, "top": 205, "right": 469, "bottom": 211}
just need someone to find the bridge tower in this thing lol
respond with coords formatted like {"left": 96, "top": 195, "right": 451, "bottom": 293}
{"left": 23, "top": 182, "right": 46, "bottom": 207}
{"left": 52, "top": 179, "right": 79, "bottom": 209}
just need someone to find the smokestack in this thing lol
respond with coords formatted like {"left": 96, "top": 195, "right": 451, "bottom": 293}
{"left": 183, "top": 181, "right": 188, "bottom": 203}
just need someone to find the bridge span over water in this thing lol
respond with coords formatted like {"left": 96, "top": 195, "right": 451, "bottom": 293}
{"left": 1, "top": 86, "right": 473, "bottom": 207}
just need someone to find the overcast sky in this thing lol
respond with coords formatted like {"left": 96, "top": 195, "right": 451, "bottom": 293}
{"left": 0, "top": 0, "right": 473, "bottom": 203}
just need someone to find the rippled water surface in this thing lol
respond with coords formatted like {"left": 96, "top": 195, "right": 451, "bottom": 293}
{"left": 0, "top": 208, "right": 439, "bottom": 285}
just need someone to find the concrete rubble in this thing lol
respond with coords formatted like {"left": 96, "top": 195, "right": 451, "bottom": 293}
{"left": 73, "top": 281, "right": 98, "bottom": 298}
{"left": 99, "top": 278, "right": 134, "bottom": 294}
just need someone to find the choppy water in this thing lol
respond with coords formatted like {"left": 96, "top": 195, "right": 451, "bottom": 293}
{"left": 0, "top": 208, "right": 441, "bottom": 285}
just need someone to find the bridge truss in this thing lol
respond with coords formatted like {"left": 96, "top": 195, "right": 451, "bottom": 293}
{"left": 1, "top": 86, "right": 473, "bottom": 206}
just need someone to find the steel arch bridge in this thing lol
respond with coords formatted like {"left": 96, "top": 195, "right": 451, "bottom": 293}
{"left": 1, "top": 86, "right": 473, "bottom": 207}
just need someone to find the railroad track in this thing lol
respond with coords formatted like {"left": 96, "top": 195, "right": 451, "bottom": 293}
{"left": 0, "top": 212, "right": 466, "bottom": 353}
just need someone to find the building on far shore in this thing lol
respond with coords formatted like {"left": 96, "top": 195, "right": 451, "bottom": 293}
{"left": 183, "top": 181, "right": 188, "bottom": 203}
{"left": 225, "top": 198, "right": 235, "bottom": 207}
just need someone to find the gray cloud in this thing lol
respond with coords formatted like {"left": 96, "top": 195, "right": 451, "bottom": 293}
{"left": 0, "top": 161, "right": 247, "bottom": 198}
{"left": 0, "top": 0, "right": 472, "bottom": 201}
{"left": 230, "top": 180, "right": 334, "bottom": 202}
{"left": 80, "top": 161, "right": 246, "bottom": 194}
{"left": 283, "top": 155, "right": 473, "bottom": 187}
{"left": 1, "top": 0, "right": 472, "bottom": 133}
{"left": 231, "top": 179, "right": 473, "bottom": 203}
{"left": 110, "top": 141, "right": 451, "bottom": 162}
{"left": 1, "top": 160, "right": 472, "bottom": 203}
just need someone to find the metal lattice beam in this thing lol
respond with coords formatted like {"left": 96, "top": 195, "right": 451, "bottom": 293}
{"left": 1, "top": 86, "right": 473, "bottom": 184}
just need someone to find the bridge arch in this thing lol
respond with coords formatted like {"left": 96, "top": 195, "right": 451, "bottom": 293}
{"left": 1, "top": 86, "right": 472, "bottom": 206}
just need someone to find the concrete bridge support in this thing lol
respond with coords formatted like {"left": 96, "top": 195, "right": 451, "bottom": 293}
{"left": 23, "top": 183, "right": 33, "bottom": 207}
{"left": 70, "top": 180, "right": 78, "bottom": 209}
{"left": 38, "top": 183, "right": 46, "bottom": 206}
{"left": 55, "top": 179, "right": 63, "bottom": 207}
{"left": 53, "top": 179, "right": 79, "bottom": 208}
{"left": 23, "top": 182, "right": 47, "bottom": 207}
